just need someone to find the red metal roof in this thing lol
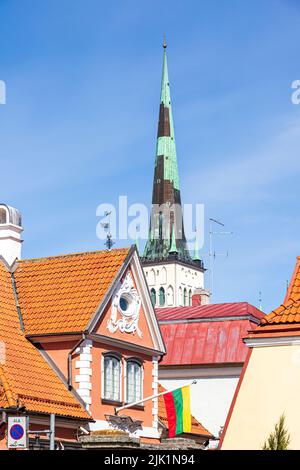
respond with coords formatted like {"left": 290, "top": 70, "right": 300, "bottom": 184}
{"left": 156, "top": 303, "right": 264, "bottom": 366}
{"left": 156, "top": 302, "right": 264, "bottom": 322}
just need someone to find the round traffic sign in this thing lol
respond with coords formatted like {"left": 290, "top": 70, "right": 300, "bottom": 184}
{"left": 10, "top": 424, "right": 24, "bottom": 440}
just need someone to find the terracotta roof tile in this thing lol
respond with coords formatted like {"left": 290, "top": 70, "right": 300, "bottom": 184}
{"left": 0, "top": 261, "right": 89, "bottom": 420}
{"left": 259, "top": 258, "right": 300, "bottom": 328}
{"left": 14, "top": 248, "right": 130, "bottom": 335}
{"left": 158, "top": 384, "right": 212, "bottom": 438}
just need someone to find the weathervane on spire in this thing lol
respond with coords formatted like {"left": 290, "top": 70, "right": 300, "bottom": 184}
{"left": 163, "top": 34, "right": 167, "bottom": 49}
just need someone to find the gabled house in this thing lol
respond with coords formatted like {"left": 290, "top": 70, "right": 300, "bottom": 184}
{"left": 0, "top": 245, "right": 166, "bottom": 446}
{"left": 220, "top": 257, "right": 300, "bottom": 450}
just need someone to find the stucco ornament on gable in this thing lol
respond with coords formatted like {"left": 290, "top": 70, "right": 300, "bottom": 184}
{"left": 107, "top": 272, "right": 142, "bottom": 338}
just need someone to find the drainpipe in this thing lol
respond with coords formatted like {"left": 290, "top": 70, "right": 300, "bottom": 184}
{"left": 68, "top": 334, "right": 86, "bottom": 389}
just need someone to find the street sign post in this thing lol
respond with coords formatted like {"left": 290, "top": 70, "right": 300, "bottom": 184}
{"left": 7, "top": 416, "right": 28, "bottom": 449}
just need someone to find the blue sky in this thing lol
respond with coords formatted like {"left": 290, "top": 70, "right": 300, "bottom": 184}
{"left": 0, "top": 0, "right": 300, "bottom": 312}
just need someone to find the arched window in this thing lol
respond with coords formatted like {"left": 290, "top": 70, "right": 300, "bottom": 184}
{"left": 103, "top": 354, "right": 121, "bottom": 402}
{"left": 148, "top": 269, "right": 156, "bottom": 286}
{"left": 183, "top": 288, "right": 187, "bottom": 306}
{"left": 167, "top": 285, "right": 174, "bottom": 306}
{"left": 160, "top": 267, "right": 167, "bottom": 285}
{"left": 179, "top": 286, "right": 183, "bottom": 306}
{"left": 0, "top": 208, "right": 7, "bottom": 225}
{"left": 189, "top": 289, "right": 192, "bottom": 306}
{"left": 159, "top": 287, "right": 165, "bottom": 306}
{"left": 126, "top": 359, "right": 142, "bottom": 403}
{"left": 150, "top": 288, "right": 156, "bottom": 307}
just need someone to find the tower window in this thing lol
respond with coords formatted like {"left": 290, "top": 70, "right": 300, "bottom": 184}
{"left": 167, "top": 286, "right": 174, "bottom": 306}
{"left": 189, "top": 289, "right": 192, "bottom": 306}
{"left": 159, "top": 287, "right": 165, "bottom": 307}
{"left": 150, "top": 288, "right": 156, "bottom": 307}
{"left": 0, "top": 209, "right": 7, "bottom": 224}
{"left": 183, "top": 288, "right": 187, "bottom": 306}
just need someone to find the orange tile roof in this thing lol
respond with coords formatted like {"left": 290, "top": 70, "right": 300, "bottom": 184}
{"left": 260, "top": 257, "right": 300, "bottom": 327}
{"left": 0, "top": 261, "right": 90, "bottom": 420}
{"left": 157, "top": 384, "right": 212, "bottom": 438}
{"left": 14, "top": 248, "right": 131, "bottom": 335}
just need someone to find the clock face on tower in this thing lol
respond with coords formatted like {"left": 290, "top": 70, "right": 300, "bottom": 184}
{"left": 107, "top": 272, "right": 142, "bottom": 338}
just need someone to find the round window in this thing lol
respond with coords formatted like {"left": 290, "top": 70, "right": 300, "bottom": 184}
{"left": 119, "top": 296, "right": 129, "bottom": 312}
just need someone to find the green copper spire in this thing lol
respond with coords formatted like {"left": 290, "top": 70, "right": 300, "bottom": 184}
{"left": 156, "top": 41, "right": 180, "bottom": 190}
{"left": 142, "top": 41, "right": 193, "bottom": 264}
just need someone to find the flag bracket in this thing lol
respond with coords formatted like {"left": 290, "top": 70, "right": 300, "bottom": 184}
{"left": 114, "top": 380, "right": 197, "bottom": 414}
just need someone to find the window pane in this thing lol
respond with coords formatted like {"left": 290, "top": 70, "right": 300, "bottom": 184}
{"left": 127, "top": 361, "right": 142, "bottom": 403}
{"left": 104, "top": 356, "right": 120, "bottom": 401}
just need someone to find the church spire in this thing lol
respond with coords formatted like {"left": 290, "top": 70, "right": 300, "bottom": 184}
{"left": 143, "top": 42, "right": 191, "bottom": 263}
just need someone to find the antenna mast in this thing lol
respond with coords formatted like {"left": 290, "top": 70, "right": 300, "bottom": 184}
{"left": 208, "top": 218, "right": 233, "bottom": 301}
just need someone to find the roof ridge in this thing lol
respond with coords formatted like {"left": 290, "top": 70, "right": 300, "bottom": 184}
{"left": 19, "top": 247, "right": 131, "bottom": 263}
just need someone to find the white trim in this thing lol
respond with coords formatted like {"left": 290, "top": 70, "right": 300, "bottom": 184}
{"left": 152, "top": 356, "right": 159, "bottom": 430}
{"left": 158, "top": 365, "right": 243, "bottom": 379}
{"left": 75, "top": 340, "right": 93, "bottom": 408}
{"left": 244, "top": 335, "right": 300, "bottom": 348}
{"left": 75, "top": 374, "right": 91, "bottom": 383}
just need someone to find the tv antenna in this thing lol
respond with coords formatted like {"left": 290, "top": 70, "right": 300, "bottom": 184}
{"left": 208, "top": 218, "right": 233, "bottom": 300}
{"left": 101, "top": 211, "right": 115, "bottom": 251}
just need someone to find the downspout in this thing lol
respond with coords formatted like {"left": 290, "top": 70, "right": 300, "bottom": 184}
{"left": 68, "top": 333, "right": 86, "bottom": 390}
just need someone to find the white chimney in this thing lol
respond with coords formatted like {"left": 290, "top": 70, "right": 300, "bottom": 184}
{"left": 0, "top": 204, "right": 23, "bottom": 266}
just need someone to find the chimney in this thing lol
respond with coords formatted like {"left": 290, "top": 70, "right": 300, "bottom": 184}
{"left": 192, "top": 288, "right": 210, "bottom": 306}
{"left": 0, "top": 204, "right": 23, "bottom": 266}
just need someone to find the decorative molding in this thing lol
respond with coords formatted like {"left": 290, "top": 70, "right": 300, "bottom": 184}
{"left": 107, "top": 272, "right": 142, "bottom": 338}
{"left": 245, "top": 335, "right": 300, "bottom": 348}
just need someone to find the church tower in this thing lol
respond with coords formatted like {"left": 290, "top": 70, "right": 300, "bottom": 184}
{"left": 142, "top": 42, "right": 209, "bottom": 308}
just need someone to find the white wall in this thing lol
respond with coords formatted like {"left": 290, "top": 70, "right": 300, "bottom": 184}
{"left": 159, "top": 371, "right": 240, "bottom": 437}
{"left": 143, "top": 262, "right": 205, "bottom": 307}
{"left": 0, "top": 225, "right": 22, "bottom": 265}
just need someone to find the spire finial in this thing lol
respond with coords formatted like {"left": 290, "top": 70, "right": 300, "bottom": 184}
{"left": 163, "top": 34, "right": 167, "bottom": 49}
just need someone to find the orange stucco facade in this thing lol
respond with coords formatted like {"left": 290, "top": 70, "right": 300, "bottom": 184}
{"left": 29, "top": 257, "right": 165, "bottom": 444}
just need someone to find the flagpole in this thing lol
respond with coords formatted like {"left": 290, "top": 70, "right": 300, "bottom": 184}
{"left": 115, "top": 380, "right": 197, "bottom": 414}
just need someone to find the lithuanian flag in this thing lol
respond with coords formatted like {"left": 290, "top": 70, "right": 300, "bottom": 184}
{"left": 163, "top": 386, "right": 191, "bottom": 438}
